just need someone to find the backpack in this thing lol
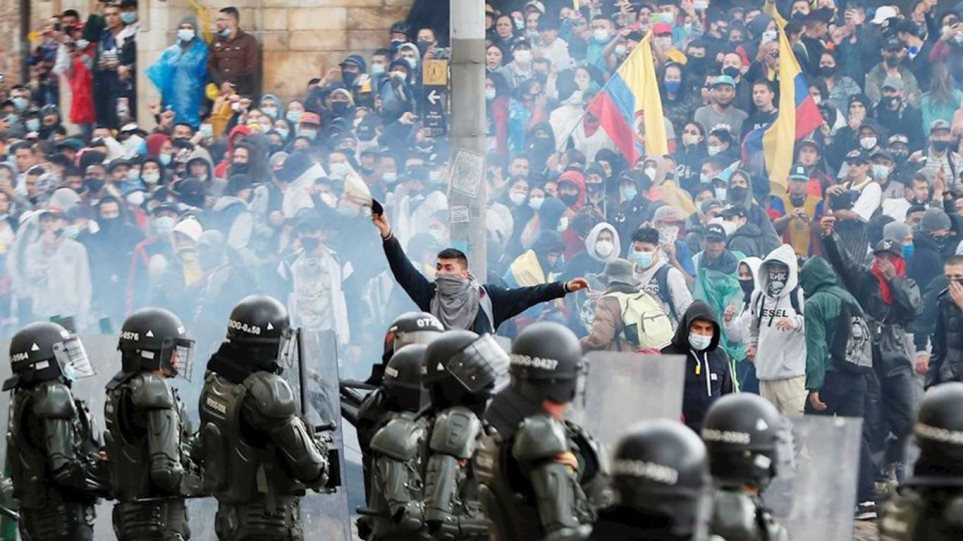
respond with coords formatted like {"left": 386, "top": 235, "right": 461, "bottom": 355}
{"left": 608, "top": 291, "right": 674, "bottom": 351}
{"left": 643, "top": 264, "right": 677, "bottom": 322}
{"left": 831, "top": 299, "right": 873, "bottom": 373}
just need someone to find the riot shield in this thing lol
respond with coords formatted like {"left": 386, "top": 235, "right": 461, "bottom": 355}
{"left": 567, "top": 352, "right": 686, "bottom": 449}
{"left": 761, "top": 415, "right": 862, "bottom": 541}
{"left": 282, "top": 329, "right": 354, "bottom": 541}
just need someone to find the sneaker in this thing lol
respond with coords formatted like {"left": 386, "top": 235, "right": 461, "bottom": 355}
{"left": 855, "top": 501, "right": 877, "bottom": 520}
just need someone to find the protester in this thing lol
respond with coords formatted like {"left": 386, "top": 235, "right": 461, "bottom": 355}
{"left": 661, "top": 299, "right": 733, "bottom": 432}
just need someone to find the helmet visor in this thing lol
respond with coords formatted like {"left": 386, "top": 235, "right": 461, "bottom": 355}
{"left": 393, "top": 330, "right": 441, "bottom": 352}
{"left": 52, "top": 336, "right": 95, "bottom": 381}
{"left": 172, "top": 337, "right": 195, "bottom": 381}
{"left": 277, "top": 328, "right": 300, "bottom": 371}
{"left": 448, "top": 334, "right": 509, "bottom": 393}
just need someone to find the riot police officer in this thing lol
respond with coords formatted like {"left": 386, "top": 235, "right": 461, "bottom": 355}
{"left": 4, "top": 322, "right": 107, "bottom": 540}
{"left": 701, "top": 393, "right": 788, "bottom": 541}
{"left": 197, "top": 295, "right": 333, "bottom": 541}
{"left": 879, "top": 382, "right": 963, "bottom": 541}
{"left": 421, "top": 329, "right": 507, "bottom": 540}
{"left": 357, "top": 312, "right": 444, "bottom": 449}
{"left": 104, "top": 307, "right": 198, "bottom": 540}
{"left": 363, "top": 344, "right": 431, "bottom": 540}
{"left": 476, "top": 321, "right": 605, "bottom": 541}
{"left": 589, "top": 419, "right": 716, "bottom": 541}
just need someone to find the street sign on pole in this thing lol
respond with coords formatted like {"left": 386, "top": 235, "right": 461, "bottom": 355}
{"left": 422, "top": 59, "right": 448, "bottom": 137}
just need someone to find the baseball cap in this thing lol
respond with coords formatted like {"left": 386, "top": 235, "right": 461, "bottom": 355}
{"left": 931, "top": 119, "right": 952, "bottom": 133}
{"left": 871, "top": 149, "right": 895, "bottom": 162}
{"left": 789, "top": 165, "right": 809, "bottom": 182}
{"left": 720, "top": 205, "right": 748, "bottom": 219}
{"left": 882, "top": 76, "right": 904, "bottom": 91}
{"left": 653, "top": 205, "right": 686, "bottom": 224}
{"left": 712, "top": 75, "right": 737, "bottom": 88}
{"left": 872, "top": 6, "right": 899, "bottom": 25}
{"left": 873, "top": 238, "right": 902, "bottom": 258}
{"left": 704, "top": 223, "right": 727, "bottom": 242}
{"left": 845, "top": 149, "right": 870, "bottom": 164}
{"left": 300, "top": 112, "right": 321, "bottom": 126}
{"left": 882, "top": 37, "right": 904, "bottom": 51}
{"left": 653, "top": 23, "right": 673, "bottom": 35}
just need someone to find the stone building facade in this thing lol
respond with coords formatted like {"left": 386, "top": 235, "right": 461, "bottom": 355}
{"left": 2, "top": 0, "right": 409, "bottom": 126}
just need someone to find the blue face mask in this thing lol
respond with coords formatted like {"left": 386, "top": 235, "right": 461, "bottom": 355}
{"left": 634, "top": 250, "right": 654, "bottom": 269}
{"left": 688, "top": 333, "right": 712, "bottom": 351}
{"left": 664, "top": 80, "right": 682, "bottom": 93}
{"left": 219, "top": 27, "right": 232, "bottom": 38}
{"left": 286, "top": 110, "right": 303, "bottom": 124}
{"left": 121, "top": 12, "right": 137, "bottom": 24}
{"left": 620, "top": 186, "right": 638, "bottom": 201}
{"left": 902, "top": 244, "right": 915, "bottom": 259}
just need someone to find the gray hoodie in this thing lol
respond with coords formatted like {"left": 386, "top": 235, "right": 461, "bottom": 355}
{"left": 750, "top": 244, "right": 807, "bottom": 381}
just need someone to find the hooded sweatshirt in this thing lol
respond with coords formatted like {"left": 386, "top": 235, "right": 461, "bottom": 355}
{"left": 661, "top": 300, "right": 734, "bottom": 432}
{"left": 749, "top": 245, "right": 807, "bottom": 381}
{"left": 798, "top": 256, "right": 864, "bottom": 390}
{"left": 723, "top": 256, "right": 762, "bottom": 344}
{"left": 726, "top": 173, "right": 781, "bottom": 254}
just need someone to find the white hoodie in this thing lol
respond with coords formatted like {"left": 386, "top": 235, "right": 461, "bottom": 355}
{"left": 750, "top": 244, "right": 807, "bottom": 381}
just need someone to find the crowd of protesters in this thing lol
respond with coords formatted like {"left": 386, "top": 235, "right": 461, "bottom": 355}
{"left": 5, "top": 0, "right": 963, "bottom": 520}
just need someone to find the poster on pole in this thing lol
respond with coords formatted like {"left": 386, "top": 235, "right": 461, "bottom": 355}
{"left": 449, "top": 148, "right": 485, "bottom": 198}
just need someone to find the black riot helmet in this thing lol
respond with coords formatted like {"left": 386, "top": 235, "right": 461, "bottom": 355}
{"left": 911, "top": 382, "right": 963, "bottom": 481}
{"left": 117, "top": 307, "right": 194, "bottom": 379}
{"left": 383, "top": 344, "right": 429, "bottom": 413}
{"left": 611, "top": 420, "right": 712, "bottom": 538}
{"left": 381, "top": 312, "right": 444, "bottom": 362}
{"left": 422, "top": 330, "right": 507, "bottom": 410}
{"left": 509, "top": 321, "right": 583, "bottom": 405}
{"left": 701, "top": 393, "right": 784, "bottom": 487}
{"left": 226, "top": 295, "right": 296, "bottom": 371}
{"left": 3, "top": 322, "right": 92, "bottom": 390}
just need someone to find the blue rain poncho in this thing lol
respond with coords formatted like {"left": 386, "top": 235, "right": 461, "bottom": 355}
{"left": 146, "top": 17, "right": 208, "bottom": 128}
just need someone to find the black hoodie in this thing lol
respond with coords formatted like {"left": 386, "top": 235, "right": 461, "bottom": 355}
{"left": 661, "top": 300, "right": 733, "bottom": 432}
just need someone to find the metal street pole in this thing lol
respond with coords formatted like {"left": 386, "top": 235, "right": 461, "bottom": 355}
{"left": 448, "top": 0, "right": 487, "bottom": 279}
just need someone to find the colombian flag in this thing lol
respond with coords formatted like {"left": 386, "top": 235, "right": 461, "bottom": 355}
{"left": 586, "top": 32, "right": 668, "bottom": 164}
{"left": 754, "top": 1, "right": 823, "bottom": 193}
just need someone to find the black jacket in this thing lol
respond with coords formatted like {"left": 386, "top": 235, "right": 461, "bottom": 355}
{"left": 727, "top": 223, "right": 765, "bottom": 259}
{"left": 661, "top": 300, "right": 733, "bottom": 433}
{"left": 929, "top": 287, "right": 963, "bottom": 386}
{"left": 382, "top": 234, "right": 567, "bottom": 333}
{"left": 823, "top": 234, "right": 921, "bottom": 377}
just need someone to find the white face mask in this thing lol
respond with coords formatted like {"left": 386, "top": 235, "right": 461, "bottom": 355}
{"left": 615, "top": 44, "right": 627, "bottom": 57}
{"left": 177, "top": 29, "right": 196, "bottom": 42}
{"left": 860, "top": 136, "right": 877, "bottom": 150}
{"left": 683, "top": 133, "right": 700, "bottom": 146}
{"left": 330, "top": 162, "right": 349, "bottom": 178}
{"left": 557, "top": 215, "right": 570, "bottom": 232}
{"left": 514, "top": 50, "right": 532, "bottom": 63}
{"left": 762, "top": 30, "right": 778, "bottom": 43}
{"left": 142, "top": 172, "right": 161, "bottom": 185}
{"left": 320, "top": 192, "right": 338, "bottom": 208}
{"left": 643, "top": 166, "right": 658, "bottom": 180}
{"left": 595, "top": 240, "right": 615, "bottom": 258}
{"left": 508, "top": 191, "right": 526, "bottom": 205}
{"left": 371, "top": 63, "right": 386, "bottom": 75}
{"left": 593, "top": 28, "right": 610, "bottom": 41}
{"left": 688, "top": 333, "right": 712, "bottom": 351}
{"left": 382, "top": 172, "right": 398, "bottom": 184}
{"left": 707, "top": 145, "right": 722, "bottom": 156}
{"left": 658, "top": 225, "right": 680, "bottom": 245}
{"left": 529, "top": 197, "right": 544, "bottom": 210}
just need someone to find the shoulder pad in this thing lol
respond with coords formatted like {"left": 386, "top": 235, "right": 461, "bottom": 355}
{"left": 370, "top": 415, "right": 425, "bottom": 461}
{"left": 32, "top": 383, "right": 77, "bottom": 419}
{"left": 129, "top": 373, "right": 176, "bottom": 409}
{"left": 512, "top": 415, "right": 568, "bottom": 462}
{"left": 429, "top": 406, "right": 482, "bottom": 459}
{"left": 710, "top": 489, "right": 757, "bottom": 539}
{"left": 244, "top": 372, "right": 297, "bottom": 420}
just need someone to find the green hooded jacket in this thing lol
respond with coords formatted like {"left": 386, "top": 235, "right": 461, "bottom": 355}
{"left": 798, "top": 256, "right": 863, "bottom": 390}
